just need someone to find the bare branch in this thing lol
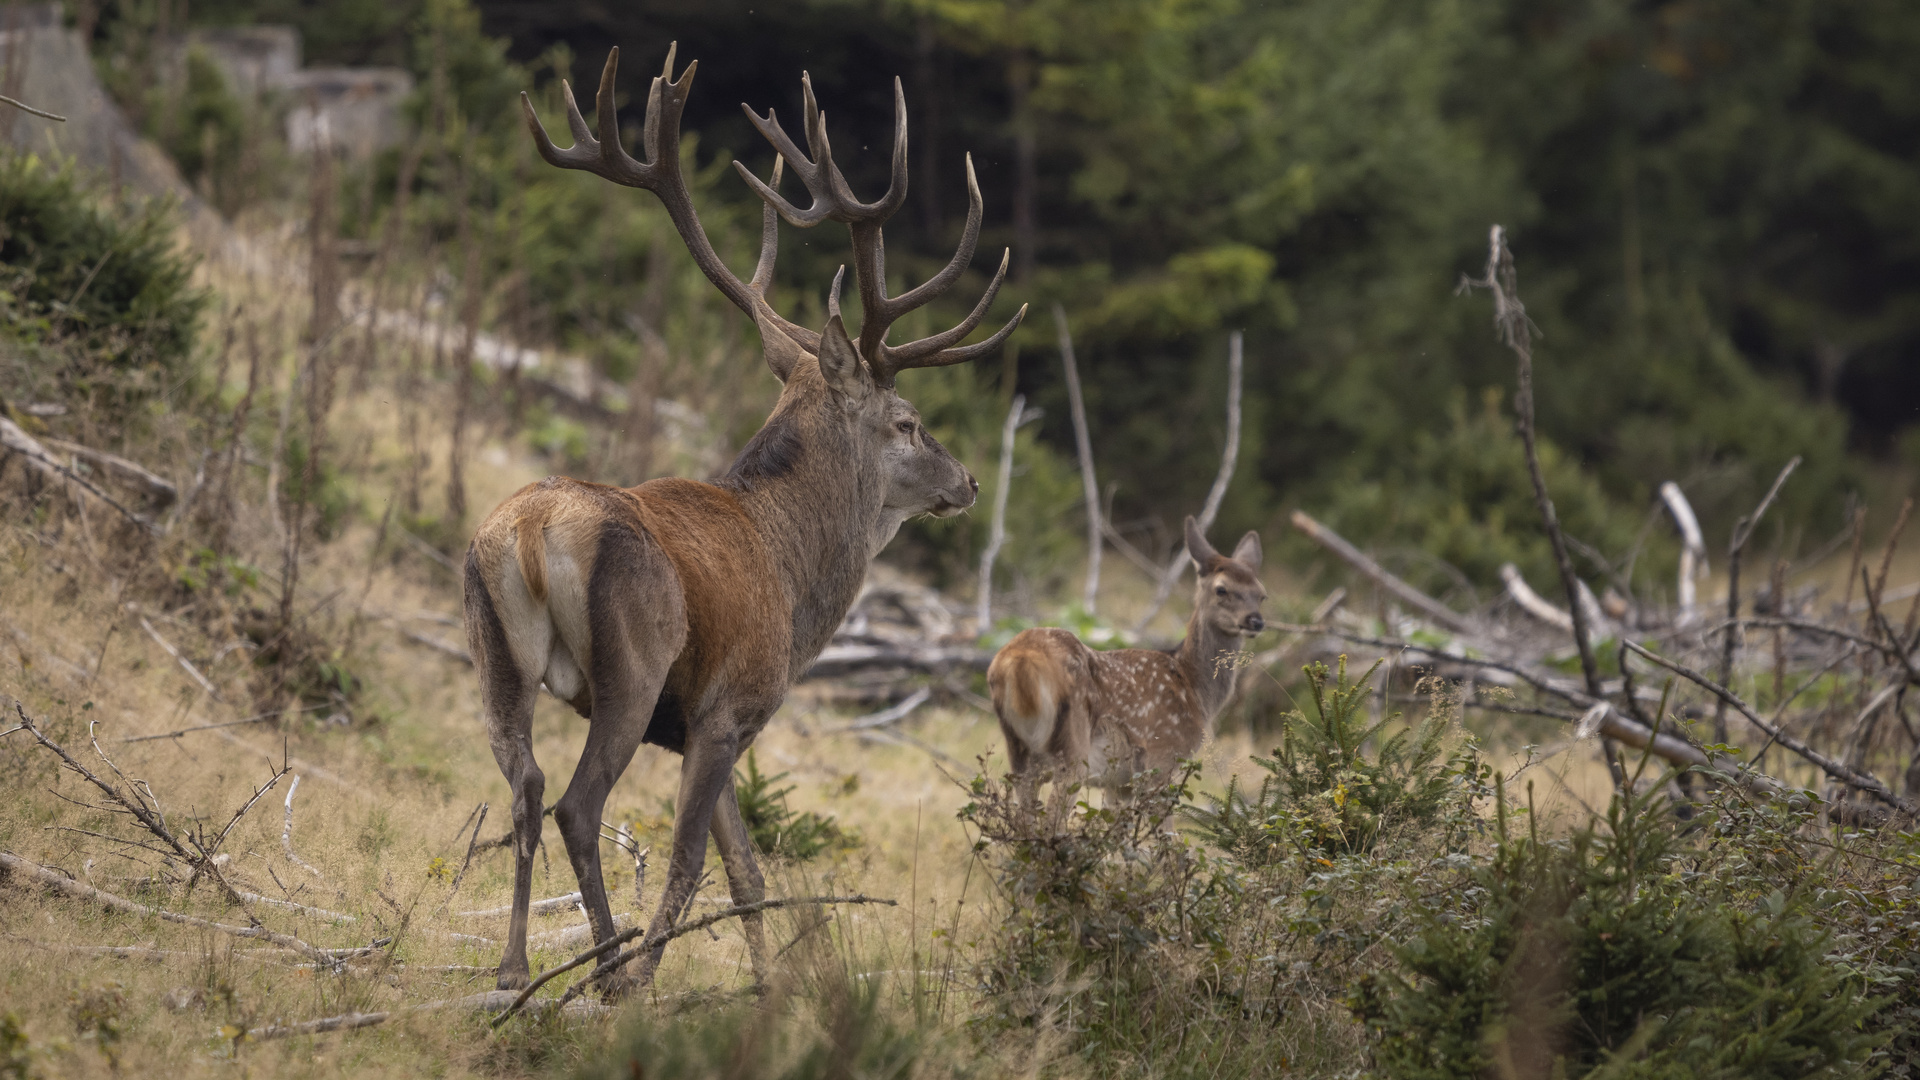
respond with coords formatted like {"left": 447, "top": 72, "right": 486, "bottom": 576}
{"left": 0, "top": 94, "right": 66, "bottom": 121}
{"left": 136, "top": 617, "right": 221, "bottom": 701}
{"left": 1134, "top": 331, "right": 1244, "bottom": 633}
{"left": 977, "top": 394, "right": 1037, "bottom": 630}
{"left": 1287, "top": 511, "right": 1478, "bottom": 635}
{"left": 282, "top": 774, "right": 324, "bottom": 878}
{"left": 1054, "top": 306, "right": 1102, "bottom": 615}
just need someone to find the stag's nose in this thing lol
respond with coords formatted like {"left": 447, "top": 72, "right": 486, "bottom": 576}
{"left": 1245, "top": 614, "right": 1265, "bottom": 633}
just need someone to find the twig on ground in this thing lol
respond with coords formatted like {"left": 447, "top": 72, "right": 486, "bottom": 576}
{"left": 136, "top": 616, "right": 221, "bottom": 701}
{"left": 251, "top": 990, "right": 608, "bottom": 1041}
{"left": 441, "top": 803, "right": 489, "bottom": 905}
{"left": 492, "top": 894, "right": 897, "bottom": 1025}
{"left": 1, "top": 417, "right": 158, "bottom": 533}
{"left": 1134, "top": 330, "right": 1244, "bottom": 634}
{"left": 1501, "top": 563, "right": 1573, "bottom": 632}
{"left": 456, "top": 892, "right": 582, "bottom": 920}
{"left": 0, "top": 851, "right": 340, "bottom": 966}
{"left": 122, "top": 713, "right": 278, "bottom": 743}
{"left": 832, "top": 687, "right": 933, "bottom": 732}
{"left": 402, "top": 628, "right": 472, "bottom": 663}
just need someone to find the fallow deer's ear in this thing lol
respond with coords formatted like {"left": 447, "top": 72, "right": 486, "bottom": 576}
{"left": 816, "top": 314, "right": 870, "bottom": 399}
{"left": 1184, "top": 515, "right": 1221, "bottom": 571}
{"left": 1231, "top": 530, "right": 1263, "bottom": 573}
{"left": 753, "top": 305, "right": 809, "bottom": 384}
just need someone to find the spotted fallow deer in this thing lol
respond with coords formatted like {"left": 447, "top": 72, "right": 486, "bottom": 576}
{"left": 466, "top": 46, "right": 1025, "bottom": 993}
{"left": 989, "top": 518, "right": 1266, "bottom": 806}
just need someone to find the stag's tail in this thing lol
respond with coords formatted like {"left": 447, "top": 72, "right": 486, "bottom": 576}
{"left": 988, "top": 631, "right": 1074, "bottom": 755}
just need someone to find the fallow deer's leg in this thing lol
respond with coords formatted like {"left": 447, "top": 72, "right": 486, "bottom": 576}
{"left": 627, "top": 726, "right": 741, "bottom": 990}
{"left": 999, "top": 719, "right": 1041, "bottom": 817}
{"left": 709, "top": 776, "right": 770, "bottom": 986}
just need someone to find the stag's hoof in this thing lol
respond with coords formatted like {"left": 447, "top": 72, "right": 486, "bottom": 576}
{"left": 495, "top": 970, "right": 531, "bottom": 992}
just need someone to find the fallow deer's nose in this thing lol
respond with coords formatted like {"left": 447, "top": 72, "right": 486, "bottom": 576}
{"left": 968, "top": 474, "right": 980, "bottom": 497}
{"left": 1245, "top": 614, "right": 1265, "bottom": 633}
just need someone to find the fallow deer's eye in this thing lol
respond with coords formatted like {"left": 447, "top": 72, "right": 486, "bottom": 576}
{"left": 1214, "top": 586, "right": 1229, "bottom": 597}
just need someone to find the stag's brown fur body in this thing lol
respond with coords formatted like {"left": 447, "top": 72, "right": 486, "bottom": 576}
{"left": 472, "top": 43, "right": 1024, "bottom": 994}
{"left": 990, "top": 520, "right": 1266, "bottom": 801}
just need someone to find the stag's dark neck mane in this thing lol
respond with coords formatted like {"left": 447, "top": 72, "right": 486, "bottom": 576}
{"left": 718, "top": 368, "right": 891, "bottom": 681}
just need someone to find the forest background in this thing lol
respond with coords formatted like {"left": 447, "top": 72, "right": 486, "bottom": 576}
{"left": 83, "top": 0, "right": 1920, "bottom": 606}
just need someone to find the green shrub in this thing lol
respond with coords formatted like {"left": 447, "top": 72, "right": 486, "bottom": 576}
{"left": 0, "top": 154, "right": 206, "bottom": 407}
{"left": 1189, "top": 657, "right": 1488, "bottom": 862}
{"left": 1352, "top": 780, "right": 1889, "bottom": 1080}
{"left": 734, "top": 751, "right": 856, "bottom": 861}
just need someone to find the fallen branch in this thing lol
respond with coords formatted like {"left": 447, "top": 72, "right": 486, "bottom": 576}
{"left": 456, "top": 892, "right": 581, "bottom": 920}
{"left": 122, "top": 713, "right": 277, "bottom": 743}
{"left": 237, "top": 891, "right": 355, "bottom": 923}
{"left": 1288, "top": 510, "right": 1478, "bottom": 635}
{"left": 137, "top": 616, "right": 221, "bottom": 701}
{"left": 1501, "top": 563, "right": 1573, "bottom": 632}
{"left": 1712, "top": 457, "right": 1802, "bottom": 742}
{"left": 1134, "top": 330, "right": 1244, "bottom": 633}
{"left": 0, "top": 851, "right": 339, "bottom": 966}
{"left": 803, "top": 642, "right": 990, "bottom": 679}
{"left": 1, "top": 416, "right": 158, "bottom": 533}
{"left": 250, "top": 990, "right": 608, "bottom": 1041}
{"left": 1620, "top": 640, "right": 1915, "bottom": 815}
{"left": 38, "top": 437, "right": 177, "bottom": 508}
{"left": 402, "top": 628, "right": 472, "bottom": 664}
{"left": 493, "top": 893, "right": 897, "bottom": 1026}
{"left": 832, "top": 687, "right": 932, "bottom": 732}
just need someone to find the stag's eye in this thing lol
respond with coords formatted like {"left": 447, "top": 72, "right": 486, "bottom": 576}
{"left": 895, "top": 420, "right": 917, "bottom": 436}
{"left": 1215, "top": 586, "right": 1229, "bottom": 597}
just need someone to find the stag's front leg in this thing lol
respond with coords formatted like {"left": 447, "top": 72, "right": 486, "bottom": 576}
{"left": 710, "top": 776, "right": 770, "bottom": 987}
{"left": 625, "top": 728, "right": 740, "bottom": 991}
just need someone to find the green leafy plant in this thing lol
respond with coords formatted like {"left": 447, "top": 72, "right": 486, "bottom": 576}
{"left": 734, "top": 751, "right": 855, "bottom": 862}
{"left": 1189, "top": 656, "right": 1486, "bottom": 862}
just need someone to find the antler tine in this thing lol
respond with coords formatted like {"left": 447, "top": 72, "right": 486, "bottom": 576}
{"left": 827, "top": 265, "right": 847, "bottom": 322}
{"left": 746, "top": 157, "right": 785, "bottom": 296}
{"left": 875, "top": 153, "right": 983, "bottom": 322}
{"left": 870, "top": 249, "right": 1027, "bottom": 384}
{"left": 522, "top": 46, "right": 821, "bottom": 354}
{"left": 735, "top": 74, "right": 908, "bottom": 228}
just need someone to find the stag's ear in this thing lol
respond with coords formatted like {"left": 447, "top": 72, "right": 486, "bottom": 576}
{"left": 753, "top": 305, "right": 808, "bottom": 384}
{"left": 1184, "top": 515, "right": 1221, "bottom": 571}
{"left": 816, "top": 314, "right": 870, "bottom": 399}
{"left": 1231, "top": 530, "right": 1263, "bottom": 573}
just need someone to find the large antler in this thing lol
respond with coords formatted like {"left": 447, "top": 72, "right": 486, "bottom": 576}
{"left": 737, "top": 74, "right": 1026, "bottom": 387}
{"left": 519, "top": 47, "right": 819, "bottom": 354}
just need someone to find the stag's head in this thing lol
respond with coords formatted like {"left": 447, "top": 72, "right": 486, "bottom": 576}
{"left": 521, "top": 48, "right": 1021, "bottom": 524}
{"left": 1185, "top": 516, "right": 1267, "bottom": 637}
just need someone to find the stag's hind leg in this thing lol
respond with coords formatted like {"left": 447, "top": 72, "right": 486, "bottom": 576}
{"left": 467, "top": 557, "right": 546, "bottom": 992}
{"left": 710, "top": 775, "right": 769, "bottom": 985}
{"left": 628, "top": 724, "right": 741, "bottom": 990}
{"left": 550, "top": 523, "right": 685, "bottom": 992}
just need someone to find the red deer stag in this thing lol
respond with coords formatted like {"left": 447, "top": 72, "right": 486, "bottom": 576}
{"left": 989, "top": 518, "right": 1265, "bottom": 808}
{"left": 467, "top": 45, "right": 1024, "bottom": 993}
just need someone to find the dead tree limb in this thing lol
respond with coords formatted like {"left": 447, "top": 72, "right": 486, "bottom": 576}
{"left": 831, "top": 687, "right": 933, "bottom": 732}
{"left": 250, "top": 990, "right": 607, "bottom": 1041}
{"left": 1, "top": 417, "right": 158, "bottom": 533}
{"left": 1501, "top": 563, "right": 1573, "bottom": 632}
{"left": 1659, "top": 482, "right": 1707, "bottom": 624}
{"left": 1620, "top": 640, "right": 1915, "bottom": 815}
{"left": 136, "top": 616, "right": 221, "bottom": 701}
{"left": 1054, "top": 305, "right": 1102, "bottom": 615}
{"left": 0, "top": 851, "right": 339, "bottom": 966}
{"left": 977, "top": 394, "right": 1037, "bottom": 630}
{"left": 1288, "top": 511, "right": 1479, "bottom": 635}
{"left": 38, "top": 438, "right": 177, "bottom": 508}
{"left": 1712, "top": 457, "right": 1802, "bottom": 742}
{"left": 1134, "top": 330, "right": 1244, "bottom": 633}
{"left": 281, "top": 774, "right": 324, "bottom": 878}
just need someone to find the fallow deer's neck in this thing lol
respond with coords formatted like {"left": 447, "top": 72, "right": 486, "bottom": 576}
{"left": 1173, "top": 611, "right": 1245, "bottom": 722}
{"left": 730, "top": 429, "right": 891, "bottom": 680}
